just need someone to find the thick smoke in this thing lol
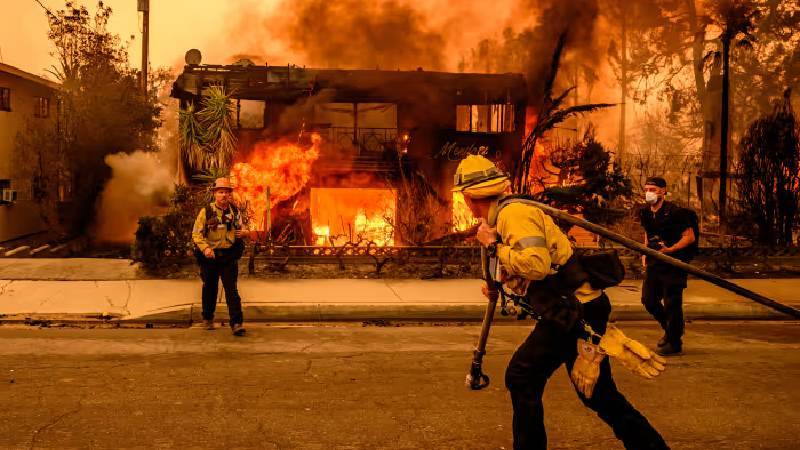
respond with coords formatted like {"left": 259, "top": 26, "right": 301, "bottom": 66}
{"left": 223, "top": 0, "right": 449, "bottom": 71}
{"left": 281, "top": 0, "right": 445, "bottom": 70}
{"left": 275, "top": 89, "right": 335, "bottom": 134}
{"left": 463, "top": 0, "right": 601, "bottom": 105}
{"left": 94, "top": 151, "right": 175, "bottom": 243}
{"left": 219, "top": 0, "right": 603, "bottom": 94}
{"left": 220, "top": 0, "right": 523, "bottom": 71}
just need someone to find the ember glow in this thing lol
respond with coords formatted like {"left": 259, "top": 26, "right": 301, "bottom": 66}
{"left": 230, "top": 134, "right": 322, "bottom": 230}
{"left": 311, "top": 188, "right": 396, "bottom": 246}
{"left": 452, "top": 192, "right": 478, "bottom": 232}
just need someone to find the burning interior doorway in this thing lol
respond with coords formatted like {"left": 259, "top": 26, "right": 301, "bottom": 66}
{"left": 311, "top": 188, "right": 397, "bottom": 246}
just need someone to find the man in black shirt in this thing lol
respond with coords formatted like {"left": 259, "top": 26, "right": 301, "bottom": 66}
{"left": 639, "top": 177, "right": 697, "bottom": 356}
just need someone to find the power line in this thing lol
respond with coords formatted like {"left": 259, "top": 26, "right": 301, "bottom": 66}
{"left": 32, "top": 0, "right": 54, "bottom": 16}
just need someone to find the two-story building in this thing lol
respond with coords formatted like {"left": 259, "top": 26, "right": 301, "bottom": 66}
{"left": 171, "top": 58, "right": 528, "bottom": 244}
{"left": 0, "top": 63, "right": 60, "bottom": 242}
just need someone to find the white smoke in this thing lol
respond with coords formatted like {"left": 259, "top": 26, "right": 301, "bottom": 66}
{"left": 94, "top": 151, "right": 175, "bottom": 243}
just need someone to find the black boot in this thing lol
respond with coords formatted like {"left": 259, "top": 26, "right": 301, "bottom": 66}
{"left": 657, "top": 341, "right": 682, "bottom": 356}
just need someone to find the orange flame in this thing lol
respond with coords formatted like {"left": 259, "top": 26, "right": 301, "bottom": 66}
{"left": 452, "top": 192, "right": 478, "bottom": 232}
{"left": 311, "top": 188, "right": 396, "bottom": 246}
{"left": 230, "top": 134, "right": 321, "bottom": 230}
{"left": 525, "top": 107, "right": 537, "bottom": 137}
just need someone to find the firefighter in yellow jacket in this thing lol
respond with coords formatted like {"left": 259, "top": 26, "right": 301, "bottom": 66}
{"left": 192, "top": 177, "right": 248, "bottom": 336}
{"left": 454, "top": 155, "right": 668, "bottom": 450}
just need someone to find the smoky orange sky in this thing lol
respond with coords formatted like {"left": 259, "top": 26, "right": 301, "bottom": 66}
{"left": 2, "top": 0, "right": 270, "bottom": 77}
{"left": 3, "top": 0, "right": 638, "bottom": 149}
{"left": 2, "top": 0, "right": 530, "bottom": 78}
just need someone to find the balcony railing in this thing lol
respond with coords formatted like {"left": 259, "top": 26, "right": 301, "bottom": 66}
{"left": 318, "top": 127, "right": 399, "bottom": 154}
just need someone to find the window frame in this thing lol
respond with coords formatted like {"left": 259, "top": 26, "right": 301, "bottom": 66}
{"left": 456, "top": 103, "right": 514, "bottom": 133}
{"left": 34, "top": 96, "right": 50, "bottom": 118}
{"left": 0, "top": 87, "right": 10, "bottom": 112}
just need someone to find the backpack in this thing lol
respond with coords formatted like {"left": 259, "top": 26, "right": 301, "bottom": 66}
{"left": 492, "top": 195, "right": 625, "bottom": 290}
{"left": 682, "top": 207, "right": 700, "bottom": 260}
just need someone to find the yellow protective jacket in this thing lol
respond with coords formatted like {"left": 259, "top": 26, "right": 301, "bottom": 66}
{"left": 490, "top": 198, "right": 601, "bottom": 303}
{"left": 192, "top": 203, "right": 242, "bottom": 252}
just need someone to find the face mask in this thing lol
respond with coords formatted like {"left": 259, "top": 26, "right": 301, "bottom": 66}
{"left": 645, "top": 191, "right": 659, "bottom": 205}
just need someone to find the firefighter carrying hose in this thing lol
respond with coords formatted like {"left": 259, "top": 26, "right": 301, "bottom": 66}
{"left": 454, "top": 155, "right": 668, "bottom": 450}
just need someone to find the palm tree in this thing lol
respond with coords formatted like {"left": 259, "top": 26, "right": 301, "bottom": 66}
{"left": 515, "top": 32, "right": 614, "bottom": 193}
{"left": 179, "top": 86, "right": 237, "bottom": 174}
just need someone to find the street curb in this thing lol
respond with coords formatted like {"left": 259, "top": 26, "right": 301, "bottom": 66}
{"left": 1, "top": 301, "right": 793, "bottom": 326}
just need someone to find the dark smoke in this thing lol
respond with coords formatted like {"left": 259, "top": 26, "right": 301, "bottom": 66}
{"left": 223, "top": 0, "right": 603, "bottom": 109}
{"left": 273, "top": 0, "right": 446, "bottom": 71}
{"left": 466, "top": 0, "right": 600, "bottom": 106}
{"left": 524, "top": 0, "right": 600, "bottom": 104}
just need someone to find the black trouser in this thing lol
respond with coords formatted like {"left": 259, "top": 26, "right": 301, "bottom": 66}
{"left": 641, "top": 265, "right": 686, "bottom": 347}
{"left": 505, "top": 294, "right": 668, "bottom": 450}
{"left": 198, "top": 249, "right": 244, "bottom": 327}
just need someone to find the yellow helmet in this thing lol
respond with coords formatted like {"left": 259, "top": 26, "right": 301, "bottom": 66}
{"left": 452, "top": 154, "right": 510, "bottom": 198}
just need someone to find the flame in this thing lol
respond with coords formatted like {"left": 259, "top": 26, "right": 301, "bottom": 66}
{"left": 311, "top": 188, "right": 396, "bottom": 246}
{"left": 525, "top": 107, "right": 537, "bottom": 137}
{"left": 312, "top": 225, "right": 331, "bottom": 246}
{"left": 230, "top": 134, "right": 321, "bottom": 229}
{"left": 452, "top": 191, "right": 478, "bottom": 232}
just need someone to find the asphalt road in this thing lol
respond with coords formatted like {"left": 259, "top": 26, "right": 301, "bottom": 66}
{"left": 0, "top": 321, "right": 798, "bottom": 449}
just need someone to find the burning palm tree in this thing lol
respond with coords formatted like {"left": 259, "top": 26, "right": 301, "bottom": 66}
{"left": 514, "top": 32, "right": 615, "bottom": 194}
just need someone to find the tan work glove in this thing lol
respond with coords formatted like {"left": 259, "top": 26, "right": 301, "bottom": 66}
{"left": 599, "top": 325, "right": 666, "bottom": 379}
{"left": 570, "top": 339, "right": 605, "bottom": 398}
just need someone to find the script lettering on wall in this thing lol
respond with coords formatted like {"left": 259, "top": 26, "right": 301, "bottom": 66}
{"left": 434, "top": 142, "right": 490, "bottom": 160}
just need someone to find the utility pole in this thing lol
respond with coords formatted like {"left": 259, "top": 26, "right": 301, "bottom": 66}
{"left": 719, "top": 37, "right": 731, "bottom": 235}
{"left": 138, "top": 0, "right": 150, "bottom": 95}
{"left": 618, "top": 12, "right": 627, "bottom": 166}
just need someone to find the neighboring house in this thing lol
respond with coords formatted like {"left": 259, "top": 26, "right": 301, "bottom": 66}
{"left": 0, "top": 63, "right": 60, "bottom": 242}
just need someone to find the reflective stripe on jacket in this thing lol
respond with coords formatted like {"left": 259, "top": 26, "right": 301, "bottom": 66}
{"left": 491, "top": 198, "right": 602, "bottom": 303}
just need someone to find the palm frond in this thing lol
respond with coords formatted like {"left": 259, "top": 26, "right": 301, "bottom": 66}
{"left": 541, "top": 32, "right": 568, "bottom": 107}
{"left": 179, "top": 86, "right": 238, "bottom": 173}
{"left": 192, "top": 167, "right": 230, "bottom": 184}
{"left": 550, "top": 86, "right": 576, "bottom": 113}
{"left": 534, "top": 103, "right": 615, "bottom": 135}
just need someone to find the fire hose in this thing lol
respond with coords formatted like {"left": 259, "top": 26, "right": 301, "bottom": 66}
{"left": 467, "top": 200, "right": 800, "bottom": 390}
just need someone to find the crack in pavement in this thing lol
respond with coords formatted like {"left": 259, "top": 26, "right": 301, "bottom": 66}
{"left": 298, "top": 343, "right": 314, "bottom": 353}
{"left": 382, "top": 280, "right": 404, "bottom": 302}
{"left": 37, "top": 293, "right": 55, "bottom": 308}
{"left": 28, "top": 396, "right": 84, "bottom": 450}
{"left": 0, "top": 280, "right": 14, "bottom": 297}
{"left": 122, "top": 280, "right": 132, "bottom": 317}
{"left": 102, "top": 282, "right": 132, "bottom": 316}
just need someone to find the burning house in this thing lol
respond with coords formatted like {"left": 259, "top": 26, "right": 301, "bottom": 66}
{"left": 171, "top": 54, "right": 527, "bottom": 246}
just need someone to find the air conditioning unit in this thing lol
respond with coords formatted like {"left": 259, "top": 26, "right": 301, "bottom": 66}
{"left": 2, "top": 189, "right": 17, "bottom": 203}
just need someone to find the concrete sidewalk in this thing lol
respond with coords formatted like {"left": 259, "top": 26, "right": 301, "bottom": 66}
{"left": 0, "top": 277, "right": 797, "bottom": 324}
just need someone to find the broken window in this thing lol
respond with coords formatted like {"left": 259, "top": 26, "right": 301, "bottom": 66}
{"left": 356, "top": 103, "right": 397, "bottom": 152}
{"left": 237, "top": 99, "right": 265, "bottom": 129}
{"left": 313, "top": 103, "right": 398, "bottom": 152}
{"left": 34, "top": 97, "right": 50, "bottom": 118}
{"left": 456, "top": 104, "right": 514, "bottom": 133}
{"left": 0, "top": 88, "right": 10, "bottom": 112}
{"left": 314, "top": 103, "right": 357, "bottom": 149}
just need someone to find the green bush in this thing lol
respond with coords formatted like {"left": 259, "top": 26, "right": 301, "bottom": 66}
{"left": 133, "top": 185, "right": 210, "bottom": 267}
